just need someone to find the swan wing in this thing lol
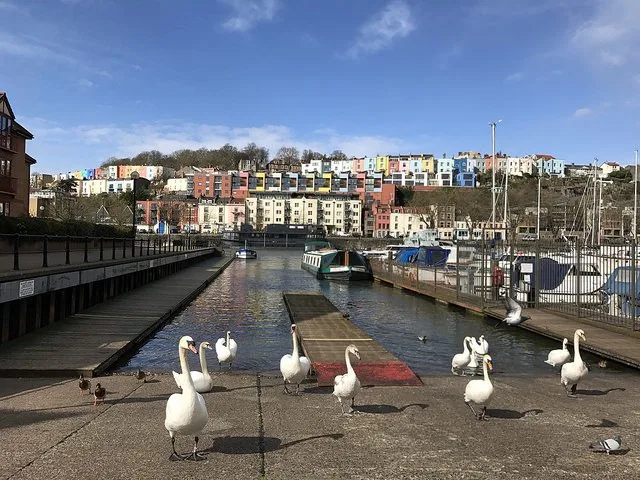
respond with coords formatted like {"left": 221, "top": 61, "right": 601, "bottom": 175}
{"left": 228, "top": 339, "right": 238, "bottom": 359}
{"left": 504, "top": 295, "right": 521, "bottom": 314}
{"left": 172, "top": 371, "right": 182, "bottom": 389}
{"left": 215, "top": 338, "right": 226, "bottom": 360}
{"left": 299, "top": 356, "right": 311, "bottom": 375}
{"left": 280, "top": 354, "right": 293, "bottom": 376}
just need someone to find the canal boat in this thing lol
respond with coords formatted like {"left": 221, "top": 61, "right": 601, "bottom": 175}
{"left": 235, "top": 241, "right": 258, "bottom": 259}
{"left": 301, "top": 248, "right": 373, "bottom": 281}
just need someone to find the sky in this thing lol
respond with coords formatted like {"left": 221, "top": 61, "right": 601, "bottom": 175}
{"left": 2, "top": 0, "right": 640, "bottom": 174}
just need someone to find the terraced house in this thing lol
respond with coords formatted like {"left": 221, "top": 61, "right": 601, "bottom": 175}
{"left": 0, "top": 92, "right": 36, "bottom": 217}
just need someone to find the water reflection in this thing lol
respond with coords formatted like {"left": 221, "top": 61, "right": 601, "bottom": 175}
{"left": 115, "top": 249, "right": 627, "bottom": 376}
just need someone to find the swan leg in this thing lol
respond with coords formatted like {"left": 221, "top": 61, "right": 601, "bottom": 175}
{"left": 168, "top": 436, "right": 185, "bottom": 461}
{"left": 479, "top": 406, "right": 489, "bottom": 421}
{"left": 295, "top": 383, "right": 301, "bottom": 395}
{"left": 465, "top": 401, "right": 478, "bottom": 419}
{"left": 566, "top": 384, "right": 578, "bottom": 398}
{"left": 283, "top": 382, "right": 291, "bottom": 395}
{"left": 186, "top": 436, "right": 206, "bottom": 461}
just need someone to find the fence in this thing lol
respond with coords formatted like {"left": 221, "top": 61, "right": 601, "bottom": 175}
{"left": 0, "top": 233, "right": 220, "bottom": 272}
{"left": 370, "top": 240, "right": 640, "bottom": 331}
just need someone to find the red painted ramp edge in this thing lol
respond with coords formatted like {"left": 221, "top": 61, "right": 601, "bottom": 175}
{"left": 313, "top": 361, "right": 423, "bottom": 387}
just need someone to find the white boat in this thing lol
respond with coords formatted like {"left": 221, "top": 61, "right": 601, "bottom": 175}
{"left": 302, "top": 247, "right": 373, "bottom": 281}
{"left": 235, "top": 241, "right": 257, "bottom": 259}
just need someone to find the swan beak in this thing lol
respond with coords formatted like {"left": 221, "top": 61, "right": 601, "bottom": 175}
{"left": 487, "top": 360, "right": 493, "bottom": 371}
{"left": 188, "top": 342, "right": 198, "bottom": 354}
{"left": 205, "top": 345, "right": 213, "bottom": 350}
{"left": 354, "top": 351, "right": 360, "bottom": 360}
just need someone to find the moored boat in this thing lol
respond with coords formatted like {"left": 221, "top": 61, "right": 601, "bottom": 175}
{"left": 235, "top": 241, "right": 258, "bottom": 259}
{"left": 302, "top": 248, "right": 373, "bottom": 281}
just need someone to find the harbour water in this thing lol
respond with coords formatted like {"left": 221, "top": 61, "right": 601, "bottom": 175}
{"left": 116, "top": 249, "right": 626, "bottom": 376}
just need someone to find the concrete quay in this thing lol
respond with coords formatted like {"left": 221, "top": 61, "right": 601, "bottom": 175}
{"left": 1, "top": 368, "right": 639, "bottom": 480}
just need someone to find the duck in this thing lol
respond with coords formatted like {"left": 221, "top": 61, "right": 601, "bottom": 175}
{"left": 333, "top": 344, "right": 361, "bottom": 415}
{"left": 560, "top": 329, "right": 589, "bottom": 397}
{"left": 544, "top": 338, "right": 571, "bottom": 367}
{"left": 173, "top": 341, "right": 214, "bottom": 393}
{"left": 78, "top": 374, "right": 91, "bottom": 395}
{"left": 135, "top": 369, "right": 146, "bottom": 383}
{"left": 93, "top": 383, "right": 106, "bottom": 406}
{"left": 464, "top": 354, "right": 494, "bottom": 420}
{"left": 215, "top": 331, "right": 238, "bottom": 369}
{"left": 280, "top": 323, "right": 311, "bottom": 395}
{"left": 451, "top": 337, "right": 473, "bottom": 375}
{"left": 164, "top": 336, "right": 208, "bottom": 461}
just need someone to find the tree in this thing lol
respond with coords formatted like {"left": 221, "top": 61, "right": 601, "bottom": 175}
{"left": 274, "top": 146, "right": 300, "bottom": 164}
{"left": 301, "top": 149, "right": 324, "bottom": 162}
{"left": 608, "top": 169, "right": 632, "bottom": 182}
{"left": 329, "top": 150, "right": 347, "bottom": 161}
{"left": 53, "top": 178, "right": 78, "bottom": 195}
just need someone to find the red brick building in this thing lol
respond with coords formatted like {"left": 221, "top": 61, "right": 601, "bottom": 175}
{"left": 0, "top": 92, "right": 35, "bottom": 217}
{"left": 192, "top": 173, "right": 233, "bottom": 198}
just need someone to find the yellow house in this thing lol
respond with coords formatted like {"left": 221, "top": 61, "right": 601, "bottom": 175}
{"left": 319, "top": 172, "right": 332, "bottom": 193}
{"left": 254, "top": 172, "right": 266, "bottom": 192}
{"left": 422, "top": 157, "right": 436, "bottom": 174}
{"left": 375, "top": 155, "right": 389, "bottom": 175}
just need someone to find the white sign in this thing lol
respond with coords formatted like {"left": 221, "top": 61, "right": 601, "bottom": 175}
{"left": 520, "top": 263, "right": 534, "bottom": 274}
{"left": 19, "top": 280, "right": 35, "bottom": 297}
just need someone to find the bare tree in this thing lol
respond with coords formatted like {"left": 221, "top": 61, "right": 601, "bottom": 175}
{"left": 274, "top": 146, "right": 300, "bottom": 164}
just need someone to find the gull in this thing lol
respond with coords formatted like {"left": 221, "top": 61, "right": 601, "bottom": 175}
{"left": 496, "top": 294, "right": 530, "bottom": 327}
{"left": 589, "top": 436, "right": 622, "bottom": 455}
{"left": 418, "top": 336, "right": 428, "bottom": 343}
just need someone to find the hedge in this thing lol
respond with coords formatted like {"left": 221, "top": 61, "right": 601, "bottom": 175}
{"left": 0, "top": 216, "right": 131, "bottom": 238}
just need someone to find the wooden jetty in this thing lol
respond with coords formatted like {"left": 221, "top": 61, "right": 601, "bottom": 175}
{"left": 0, "top": 255, "right": 234, "bottom": 377}
{"left": 282, "top": 291, "right": 422, "bottom": 387}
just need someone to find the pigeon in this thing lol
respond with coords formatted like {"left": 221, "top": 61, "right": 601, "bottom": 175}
{"left": 93, "top": 383, "right": 106, "bottom": 406}
{"left": 598, "top": 359, "right": 608, "bottom": 369}
{"left": 418, "top": 336, "right": 428, "bottom": 343}
{"left": 589, "top": 436, "right": 622, "bottom": 455}
{"left": 135, "top": 369, "right": 146, "bottom": 383}
{"left": 496, "top": 294, "right": 530, "bottom": 327}
{"left": 78, "top": 374, "right": 91, "bottom": 395}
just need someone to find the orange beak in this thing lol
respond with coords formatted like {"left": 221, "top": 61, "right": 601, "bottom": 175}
{"left": 487, "top": 360, "right": 493, "bottom": 371}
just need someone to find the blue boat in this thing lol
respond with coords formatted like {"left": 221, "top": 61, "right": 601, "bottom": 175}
{"left": 394, "top": 245, "right": 450, "bottom": 268}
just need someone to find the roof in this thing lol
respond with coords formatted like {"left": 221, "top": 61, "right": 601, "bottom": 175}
{"left": 25, "top": 153, "right": 37, "bottom": 164}
{"left": 535, "top": 154, "right": 556, "bottom": 160}
{"left": 12, "top": 121, "right": 34, "bottom": 139}
{"left": 0, "top": 92, "right": 15, "bottom": 118}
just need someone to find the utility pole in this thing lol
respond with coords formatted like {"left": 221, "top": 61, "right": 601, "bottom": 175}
{"left": 490, "top": 120, "right": 501, "bottom": 239}
{"left": 503, "top": 155, "right": 509, "bottom": 242}
{"left": 592, "top": 158, "right": 598, "bottom": 245}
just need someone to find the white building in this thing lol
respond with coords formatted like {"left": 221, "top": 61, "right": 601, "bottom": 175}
{"left": 107, "top": 179, "right": 134, "bottom": 194}
{"left": 388, "top": 212, "right": 429, "bottom": 238}
{"left": 81, "top": 179, "right": 109, "bottom": 196}
{"left": 165, "top": 177, "right": 189, "bottom": 193}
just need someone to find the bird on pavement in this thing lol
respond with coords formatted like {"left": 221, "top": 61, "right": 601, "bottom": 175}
{"left": 589, "top": 436, "right": 622, "bottom": 455}
{"left": 78, "top": 374, "right": 91, "bottom": 395}
{"left": 135, "top": 369, "right": 147, "bottom": 383}
{"left": 496, "top": 294, "right": 530, "bottom": 327}
{"left": 93, "top": 383, "right": 106, "bottom": 406}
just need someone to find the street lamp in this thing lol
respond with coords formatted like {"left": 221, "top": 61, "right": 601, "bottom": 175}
{"left": 130, "top": 171, "right": 139, "bottom": 255}
{"left": 489, "top": 120, "right": 502, "bottom": 240}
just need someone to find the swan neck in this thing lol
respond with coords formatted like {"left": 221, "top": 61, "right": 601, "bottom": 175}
{"left": 483, "top": 361, "right": 492, "bottom": 384}
{"left": 179, "top": 346, "right": 196, "bottom": 395}
{"left": 573, "top": 333, "right": 582, "bottom": 361}
{"left": 199, "top": 344, "right": 209, "bottom": 373}
{"left": 463, "top": 338, "right": 470, "bottom": 354}
{"left": 292, "top": 330, "right": 300, "bottom": 359}
{"left": 345, "top": 350, "right": 355, "bottom": 374}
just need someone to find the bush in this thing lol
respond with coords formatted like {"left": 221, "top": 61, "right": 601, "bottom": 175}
{"left": 0, "top": 216, "right": 131, "bottom": 238}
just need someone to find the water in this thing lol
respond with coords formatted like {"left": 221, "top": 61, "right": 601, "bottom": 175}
{"left": 115, "top": 249, "right": 628, "bottom": 376}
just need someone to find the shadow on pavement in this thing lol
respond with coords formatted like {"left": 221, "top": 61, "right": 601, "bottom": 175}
{"left": 205, "top": 433, "right": 344, "bottom": 454}
{"left": 575, "top": 387, "right": 626, "bottom": 396}
{"left": 355, "top": 403, "right": 429, "bottom": 414}
{"left": 487, "top": 408, "right": 543, "bottom": 419}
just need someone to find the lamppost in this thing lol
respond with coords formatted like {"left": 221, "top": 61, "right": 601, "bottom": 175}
{"left": 130, "top": 171, "right": 139, "bottom": 255}
{"left": 489, "top": 120, "right": 502, "bottom": 240}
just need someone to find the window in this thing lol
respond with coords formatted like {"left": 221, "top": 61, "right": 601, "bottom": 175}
{"left": 0, "top": 158, "right": 11, "bottom": 176}
{"left": 0, "top": 113, "right": 12, "bottom": 150}
{"left": 0, "top": 201, "right": 8, "bottom": 215}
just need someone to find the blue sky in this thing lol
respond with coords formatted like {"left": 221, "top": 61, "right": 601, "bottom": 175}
{"left": 2, "top": 0, "right": 639, "bottom": 173}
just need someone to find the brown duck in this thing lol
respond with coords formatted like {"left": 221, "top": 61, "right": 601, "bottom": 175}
{"left": 78, "top": 374, "right": 91, "bottom": 395}
{"left": 93, "top": 383, "right": 106, "bottom": 406}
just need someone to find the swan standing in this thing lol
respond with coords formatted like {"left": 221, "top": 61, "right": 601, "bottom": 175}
{"left": 333, "top": 344, "right": 361, "bottom": 414}
{"left": 164, "top": 336, "right": 208, "bottom": 461}
{"left": 545, "top": 338, "right": 571, "bottom": 368}
{"left": 451, "top": 337, "right": 472, "bottom": 375}
{"left": 172, "top": 341, "right": 214, "bottom": 393}
{"left": 280, "top": 323, "right": 311, "bottom": 395}
{"left": 560, "top": 329, "right": 588, "bottom": 397}
{"left": 215, "top": 331, "right": 238, "bottom": 369}
{"left": 464, "top": 354, "right": 494, "bottom": 420}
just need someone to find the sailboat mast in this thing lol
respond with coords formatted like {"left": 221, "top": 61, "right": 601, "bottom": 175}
{"left": 634, "top": 149, "right": 638, "bottom": 240}
{"left": 503, "top": 156, "right": 509, "bottom": 242}
{"left": 591, "top": 159, "right": 598, "bottom": 245}
{"left": 537, "top": 176, "right": 541, "bottom": 240}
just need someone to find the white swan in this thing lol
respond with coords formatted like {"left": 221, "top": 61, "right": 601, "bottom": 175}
{"left": 545, "top": 338, "right": 571, "bottom": 368}
{"left": 464, "top": 354, "right": 494, "bottom": 421}
{"left": 467, "top": 337, "right": 479, "bottom": 369}
{"left": 561, "top": 329, "right": 588, "bottom": 397}
{"left": 172, "top": 341, "right": 213, "bottom": 393}
{"left": 476, "top": 335, "right": 489, "bottom": 355}
{"left": 164, "top": 336, "right": 209, "bottom": 461}
{"left": 280, "top": 323, "right": 311, "bottom": 395}
{"left": 333, "top": 344, "right": 361, "bottom": 414}
{"left": 215, "top": 331, "right": 238, "bottom": 369}
{"left": 451, "top": 337, "right": 472, "bottom": 375}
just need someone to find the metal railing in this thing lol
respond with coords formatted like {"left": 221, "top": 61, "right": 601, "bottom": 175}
{"left": 370, "top": 239, "right": 640, "bottom": 331}
{"left": 0, "top": 233, "right": 219, "bottom": 273}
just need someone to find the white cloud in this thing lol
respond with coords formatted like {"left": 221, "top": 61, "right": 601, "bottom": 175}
{"left": 219, "top": 0, "right": 280, "bottom": 32}
{"left": 345, "top": 0, "right": 415, "bottom": 58}
{"left": 573, "top": 107, "right": 593, "bottom": 118}
{"left": 28, "top": 119, "right": 407, "bottom": 169}
{"left": 505, "top": 72, "right": 524, "bottom": 82}
{"left": 78, "top": 78, "right": 94, "bottom": 88}
{"left": 570, "top": 0, "right": 640, "bottom": 68}
{"left": 0, "top": 32, "right": 78, "bottom": 64}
